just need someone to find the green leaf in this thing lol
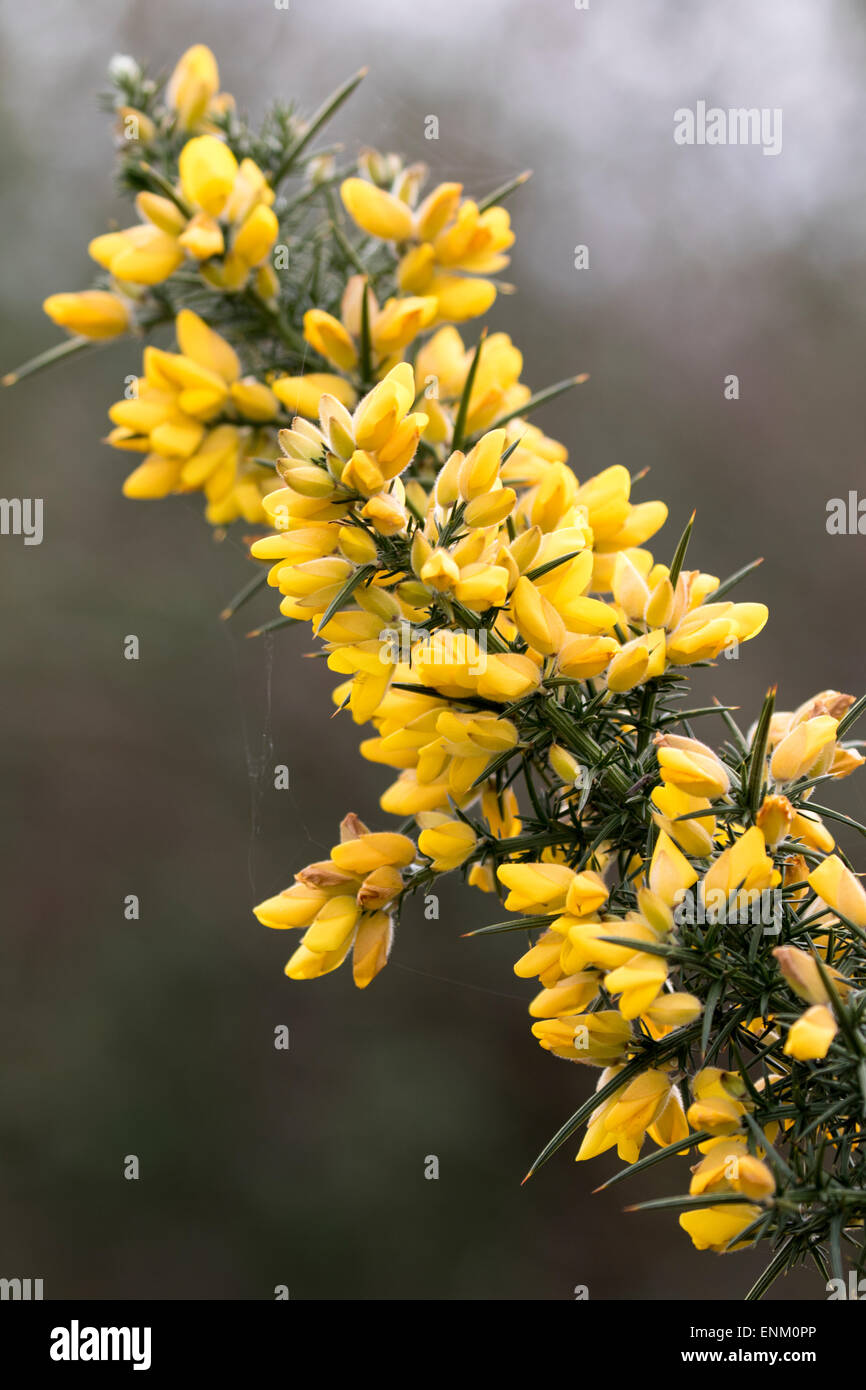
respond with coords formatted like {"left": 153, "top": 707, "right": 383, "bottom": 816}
{"left": 805, "top": 803, "right": 866, "bottom": 838}
{"left": 464, "top": 913, "right": 557, "bottom": 939}
{"left": 837, "top": 692, "right": 866, "bottom": 740}
{"left": 526, "top": 550, "right": 583, "bottom": 583}
{"left": 746, "top": 685, "right": 776, "bottom": 815}
{"left": 624, "top": 1191, "right": 762, "bottom": 1214}
{"left": 597, "top": 935, "right": 674, "bottom": 960}
{"left": 701, "top": 979, "right": 723, "bottom": 1056}
{"left": 220, "top": 568, "right": 269, "bottom": 621}
{"left": 745, "top": 1238, "right": 796, "bottom": 1301}
{"left": 359, "top": 273, "right": 373, "bottom": 383}
{"left": 593, "top": 1131, "right": 713, "bottom": 1193}
{"left": 711, "top": 556, "right": 764, "bottom": 602}
{"left": 326, "top": 206, "right": 369, "bottom": 278}
{"left": 742, "top": 1113, "right": 795, "bottom": 1183}
{"left": 451, "top": 331, "right": 486, "bottom": 452}
{"left": 274, "top": 67, "right": 367, "bottom": 178}
{"left": 477, "top": 168, "right": 532, "bottom": 213}
{"left": 483, "top": 374, "right": 588, "bottom": 435}
{"left": 668, "top": 510, "right": 696, "bottom": 590}
{"left": 713, "top": 697, "right": 749, "bottom": 757}
{"left": 246, "top": 615, "right": 301, "bottom": 638}
{"left": 313, "top": 563, "right": 376, "bottom": 636}
{"left": 3, "top": 334, "right": 95, "bottom": 386}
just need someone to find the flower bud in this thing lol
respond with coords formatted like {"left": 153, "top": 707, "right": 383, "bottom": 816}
{"left": 549, "top": 744, "right": 583, "bottom": 785}
{"left": 43, "top": 290, "right": 131, "bottom": 340}
{"left": 772, "top": 944, "right": 847, "bottom": 1006}
{"left": 756, "top": 794, "right": 795, "bottom": 848}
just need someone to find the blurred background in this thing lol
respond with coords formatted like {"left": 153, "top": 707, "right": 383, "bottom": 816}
{"left": 2, "top": 0, "right": 865, "bottom": 1300}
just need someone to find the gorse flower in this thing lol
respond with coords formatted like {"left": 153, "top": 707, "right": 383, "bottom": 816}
{"left": 14, "top": 40, "right": 866, "bottom": 1300}
{"left": 88, "top": 135, "right": 278, "bottom": 292}
{"left": 340, "top": 175, "right": 515, "bottom": 320}
{"left": 43, "top": 290, "right": 131, "bottom": 340}
{"left": 166, "top": 44, "right": 232, "bottom": 132}
{"left": 106, "top": 310, "right": 283, "bottom": 523}
{"left": 253, "top": 814, "right": 413, "bottom": 986}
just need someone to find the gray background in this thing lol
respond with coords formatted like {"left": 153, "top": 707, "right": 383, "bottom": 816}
{"left": 2, "top": 0, "right": 864, "bottom": 1299}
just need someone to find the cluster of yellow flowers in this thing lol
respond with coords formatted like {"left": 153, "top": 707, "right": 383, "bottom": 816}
{"left": 245, "top": 363, "right": 767, "bottom": 793}
{"left": 39, "top": 49, "right": 520, "bottom": 526}
{"left": 254, "top": 813, "right": 415, "bottom": 986}
{"left": 20, "top": 41, "right": 866, "bottom": 1281}
{"left": 340, "top": 175, "right": 514, "bottom": 322}
{"left": 505, "top": 701, "right": 863, "bottom": 1250}
{"left": 44, "top": 47, "right": 277, "bottom": 341}
{"left": 88, "top": 135, "right": 279, "bottom": 295}
{"left": 244, "top": 353, "right": 864, "bottom": 1255}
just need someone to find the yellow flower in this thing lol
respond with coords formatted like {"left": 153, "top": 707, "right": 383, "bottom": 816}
{"left": 606, "top": 630, "right": 666, "bottom": 693}
{"left": 90, "top": 137, "right": 276, "bottom": 292}
{"left": 89, "top": 223, "right": 185, "bottom": 286}
{"left": 665, "top": 601, "right": 768, "bottom": 664}
{"left": 648, "top": 829, "right": 698, "bottom": 907}
{"left": 254, "top": 814, "right": 413, "bottom": 987}
{"left": 528, "top": 975, "right": 601, "bottom": 1021}
{"left": 481, "top": 784, "right": 521, "bottom": 839}
{"left": 417, "top": 815, "right": 477, "bottom": 871}
{"left": 340, "top": 176, "right": 513, "bottom": 321}
{"left": 352, "top": 910, "right": 394, "bottom": 989}
{"left": 415, "top": 327, "right": 528, "bottom": 441}
{"left": 43, "top": 290, "right": 131, "bottom": 339}
{"left": 549, "top": 744, "right": 582, "bottom": 786}
{"left": 302, "top": 308, "right": 359, "bottom": 370}
{"left": 253, "top": 881, "right": 336, "bottom": 929}
{"left": 166, "top": 44, "right": 227, "bottom": 131}
{"left": 651, "top": 784, "right": 715, "bottom": 857}
{"left": 304, "top": 276, "right": 437, "bottom": 373}
{"left": 561, "top": 871, "right": 607, "bottom": 919}
{"left": 689, "top": 1138, "right": 775, "bottom": 1201}
{"left": 557, "top": 633, "right": 619, "bottom": 680}
{"left": 179, "top": 135, "right": 238, "bottom": 216}
{"left": 560, "top": 916, "right": 656, "bottom": 975}
{"left": 330, "top": 830, "right": 416, "bottom": 875}
{"left": 497, "top": 862, "right": 575, "bottom": 915}
{"left": 577, "top": 1068, "right": 674, "bottom": 1164}
{"left": 262, "top": 364, "right": 426, "bottom": 604}
{"left": 107, "top": 310, "right": 280, "bottom": 523}
{"left": 513, "top": 929, "right": 566, "bottom": 985}
{"left": 464, "top": 489, "right": 517, "bottom": 528}
{"left": 531, "top": 1009, "right": 631, "bottom": 1062}
{"left": 510, "top": 576, "right": 566, "bottom": 656}
{"left": 770, "top": 714, "right": 838, "bottom": 784}
{"left": 755, "top": 794, "right": 796, "bottom": 848}
{"left": 807, "top": 854, "right": 866, "bottom": 929}
{"left": 339, "top": 178, "right": 415, "bottom": 240}
{"left": 772, "top": 944, "right": 849, "bottom": 1006}
{"left": 686, "top": 1068, "right": 748, "bottom": 1136}
{"left": 641, "top": 992, "right": 702, "bottom": 1038}
{"left": 572, "top": 466, "right": 668, "bottom": 586}
{"left": 701, "top": 826, "right": 780, "bottom": 917}
{"left": 654, "top": 734, "right": 731, "bottom": 799}
{"left": 271, "top": 374, "right": 357, "bottom": 419}
{"left": 604, "top": 951, "right": 668, "bottom": 1020}
{"left": 679, "top": 1203, "right": 762, "bottom": 1252}
{"left": 784, "top": 1004, "right": 838, "bottom": 1060}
